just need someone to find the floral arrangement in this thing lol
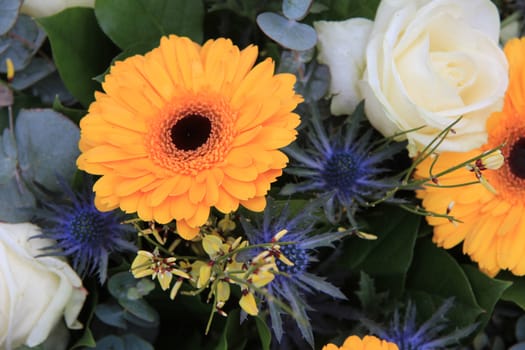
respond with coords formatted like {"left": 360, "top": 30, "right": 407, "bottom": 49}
{"left": 2, "top": 0, "right": 525, "bottom": 349}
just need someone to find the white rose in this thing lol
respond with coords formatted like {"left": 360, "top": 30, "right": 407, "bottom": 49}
{"left": 315, "top": 18, "right": 373, "bottom": 115}
{"left": 0, "top": 222, "right": 87, "bottom": 350}
{"left": 360, "top": 0, "right": 508, "bottom": 156}
{"left": 20, "top": 0, "right": 94, "bottom": 18}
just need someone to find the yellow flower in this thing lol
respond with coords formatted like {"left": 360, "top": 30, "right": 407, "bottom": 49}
{"left": 416, "top": 37, "right": 525, "bottom": 276}
{"left": 322, "top": 335, "right": 399, "bottom": 350}
{"left": 77, "top": 35, "right": 302, "bottom": 240}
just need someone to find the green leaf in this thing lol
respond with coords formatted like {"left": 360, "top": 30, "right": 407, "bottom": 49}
{"left": 52, "top": 96, "right": 85, "bottom": 124}
{"left": 256, "top": 12, "right": 317, "bottom": 51}
{"left": 406, "top": 239, "right": 484, "bottom": 328}
{"left": 95, "top": 0, "right": 204, "bottom": 49}
{"left": 254, "top": 316, "right": 271, "bottom": 350}
{"left": 319, "top": 0, "right": 380, "bottom": 20}
{"left": 38, "top": 8, "right": 117, "bottom": 107}
{"left": 338, "top": 205, "right": 419, "bottom": 296}
{"left": 0, "top": 0, "right": 20, "bottom": 36}
{"left": 462, "top": 264, "right": 512, "bottom": 330}
{"left": 70, "top": 326, "right": 96, "bottom": 349}
{"left": 502, "top": 275, "right": 525, "bottom": 310}
{"left": 215, "top": 309, "right": 247, "bottom": 350}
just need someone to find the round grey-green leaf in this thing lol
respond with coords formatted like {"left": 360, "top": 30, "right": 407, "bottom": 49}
{"left": 256, "top": 12, "right": 317, "bottom": 51}
{"left": 15, "top": 109, "right": 79, "bottom": 193}
{"left": 0, "top": 0, "right": 21, "bottom": 36}
{"left": 282, "top": 0, "right": 313, "bottom": 21}
{"left": 0, "top": 15, "right": 46, "bottom": 72}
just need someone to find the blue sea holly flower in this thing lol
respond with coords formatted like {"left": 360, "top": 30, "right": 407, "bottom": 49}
{"left": 281, "top": 102, "right": 404, "bottom": 226}
{"left": 33, "top": 177, "right": 136, "bottom": 283}
{"left": 240, "top": 198, "right": 347, "bottom": 347}
{"left": 363, "top": 298, "right": 478, "bottom": 350}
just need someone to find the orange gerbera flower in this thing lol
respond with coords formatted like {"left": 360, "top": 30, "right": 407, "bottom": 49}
{"left": 416, "top": 37, "right": 525, "bottom": 276}
{"left": 77, "top": 35, "right": 302, "bottom": 239}
{"left": 322, "top": 335, "right": 399, "bottom": 350}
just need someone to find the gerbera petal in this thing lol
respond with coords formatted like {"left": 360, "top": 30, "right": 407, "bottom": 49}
{"left": 77, "top": 35, "right": 301, "bottom": 239}
{"left": 222, "top": 177, "right": 256, "bottom": 200}
{"left": 148, "top": 177, "right": 181, "bottom": 207}
{"left": 215, "top": 188, "right": 239, "bottom": 214}
{"left": 176, "top": 219, "right": 200, "bottom": 240}
{"left": 185, "top": 204, "right": 210, "bottom": 227}
{"left": 115, "top": 174, "right": 158, "bottom": 197}
{"left": 241, "top": 196, "right": 266, "bottom": 212}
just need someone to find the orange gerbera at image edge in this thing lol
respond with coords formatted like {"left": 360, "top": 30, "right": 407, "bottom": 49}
{"left": 322, "top": 335, "right": 399, "bottom": 350}
{"left": 76, "top": 35, "right": 302, "bottom": 239}
{"left": 415, "top": 37, "right": 525, "bottom": 276}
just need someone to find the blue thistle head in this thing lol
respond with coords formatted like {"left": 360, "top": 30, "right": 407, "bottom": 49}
{"left": 282, "top": 102, "right": 404, "bottom": 226}
{"left": 240, "top": 198, "right": 347, "bottom": 348}
{"left": 33, "top": 176, "right": 136, "bottom": 283}
{"left": 363, "top": 298, "right": 478, "bottom": 350}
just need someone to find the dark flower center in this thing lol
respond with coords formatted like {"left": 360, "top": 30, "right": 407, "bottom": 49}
{"left": 70, "top": 211, "right": 104, "bottom": 243}
{"left": 171, "top": 114, "right": 212, "bottom": 151}
{"left": 323, "top": 151, "right": 360, "bottom": 191}
{"left": 509, "top": 137, "right": 525, "bottom": 179}
{"left": 276, "top": 244, "right": 308, "bottom": 275}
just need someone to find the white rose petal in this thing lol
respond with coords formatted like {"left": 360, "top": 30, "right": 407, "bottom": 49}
{"left": 317, "top": 0, "right": 508, "bottom": 156}
{"left": 0, "top": 223, "right": 87, "bottom": 350}
{"left": 20, "top": 0, "right": 95, "bottom": 18}
{"left": 314, "top": 18, "right": 373, "bottom": 115}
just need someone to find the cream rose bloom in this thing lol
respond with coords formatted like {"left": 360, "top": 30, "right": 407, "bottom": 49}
{"left": 0, "top": 223, "right": 87, "bottom": 350}
{"left": 315, "top": 18, "right": 373, "bottom": 116}
{"left": 360, "top": 0, "right": 508, "bottom": 155}
{"left": 20, "top": 0, "right": 94, "bottom": 18}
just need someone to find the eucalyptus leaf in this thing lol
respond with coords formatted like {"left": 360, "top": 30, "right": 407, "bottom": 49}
{"left": 30, "top": 71, "right": 76, "bottom": 105}
{"left": 95, "top": 0, "right": 204, "bottom": 49}
{"left": 516, "top": 315, "right": 525, "bottom": 343}
{"left": 0, "top": 15, "right": 46, "bottom": 72}
{"left": 94, "top": 335, "right": 125, "bottom": 350}
{"left": 95, "top": 304, "right": 127, "bottom": 329}
{"left": 15, "top": 109, "right": 79, "bottom": 193}
{"left": 0, "top": 0, "right": 20, "bottom": 36}
{"left": 0, "top": 177, "right": 35, "bottom": 221}
{"left": 0, "top": 84, "right": 13, "bottom": 107}
{"left": 510, "top": 343, "right": 525, "bottom": 350}
{"left": 0, "top": 127, "right": 17, "bottom": 183}
{"left": 256, "top": 12, "right": 317, "bottom": 51}
{"left": 108, "top": 271, "right": 138, "bottom": 300}
{"left": 9, "top": 57, "right": 55, "bottom": 90}
{"left": 282, "top": 0, "right": 313, "bottom": 20}
{"left": 38, "top": 8, "right": 117, "bottom": 107}
{"left": 118, "top": 298, "right": 158, "bottom": 324}
{"left": 122, "top": 334, "right": 154, "bottom": 350}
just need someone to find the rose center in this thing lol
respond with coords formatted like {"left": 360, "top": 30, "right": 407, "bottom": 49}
{"left": 509, "top": 137, "right": 525, "bottom": 179}
{"left": 170, "top": 114, "right": 212, "bottom": 151}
